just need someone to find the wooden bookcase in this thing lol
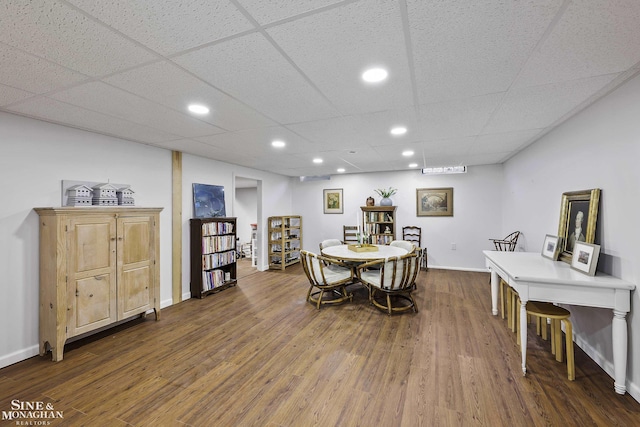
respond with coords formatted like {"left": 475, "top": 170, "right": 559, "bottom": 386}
{"left": 361, "top": 206, "right": 397, "bottom": 245}
{"left": 268, "top": 215, "right": 302, "bottom": 270}
{"left": 190, "top": 217, "right": 237, "bottom": 298}
{"left": 35, "top": 207, "right": 162, "bottom": 362}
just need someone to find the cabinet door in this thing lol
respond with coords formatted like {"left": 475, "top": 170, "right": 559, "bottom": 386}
{"left": 67, "top": 215, "right": 117, "bottom": 336}
{"left": 117, "top": 215, "right": 155, "bottom": 319}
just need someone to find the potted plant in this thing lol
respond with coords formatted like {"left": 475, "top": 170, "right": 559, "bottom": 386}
{"left": 374, "top": 187, "right": 397, "bottom": 206}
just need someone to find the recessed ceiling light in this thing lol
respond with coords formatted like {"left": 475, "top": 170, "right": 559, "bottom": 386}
{"left": 337, "top": 168, "right": 345, "bottom": 173}
{"left": 313, "top": 158, "right": 323, "bottom": 164}
{"left": 271, "top": 140, "right": 285, "bottom": 148}
{"left": 391, "top": 126, "right": 407, "bottom": 136}
{"left": 187, "top": 104, "right": 209, "bottom": 114}
{"left": 362, "top": 67, "right": 388, "bottom": 83}
{"left": 409, "top": 163, "right": 418, "bottom": 168}
{"left": 402, "top": 150, "right": 414, "bottom": 157}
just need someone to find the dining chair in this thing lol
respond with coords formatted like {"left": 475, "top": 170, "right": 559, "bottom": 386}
{"left": 319, "top": 238, "right": 342, "bottom": 251}
{"left": 402, "top": 226, "right": 427, "bottom": 270}
{"left": 356, "top": 252, "right": 420, "bottom": 315}
{"left": 490, "top": 231, "right": 521, "bottom": 251}
{"left": 343, "top": 225, "right": 359, "bottom": 244}
{"left": 300, "top": 250, "right": 353, "bottom": 309}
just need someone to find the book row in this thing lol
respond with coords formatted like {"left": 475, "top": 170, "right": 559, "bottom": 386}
{"left": 201, "top": 221, "right": 235, "bottom": 236}
{"left": 364, "top": 212, "right": 394, "bottom": 223}
{"left": 201, "top": 269, "right": 232, "bottom": 291}
{"left": 202, "top": 250, "right": 237, "bottom": 270}
{"left": 202, "top": 235, "right": 235, "bottom": 254}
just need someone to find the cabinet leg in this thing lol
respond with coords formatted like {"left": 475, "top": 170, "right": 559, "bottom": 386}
{"left": 153, "top": 307, "right": 160, "bottom": 321}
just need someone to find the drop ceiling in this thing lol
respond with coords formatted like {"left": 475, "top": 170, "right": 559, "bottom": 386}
{"left": 2, "top": 0, "right": 639, "bottom": 177}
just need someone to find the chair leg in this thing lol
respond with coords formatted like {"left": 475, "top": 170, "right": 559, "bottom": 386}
{"left": 499, "top": 280, "right": 505, "bottom": 320}
{"left": 386, "top": 294, "right": 392, "bottom": 315}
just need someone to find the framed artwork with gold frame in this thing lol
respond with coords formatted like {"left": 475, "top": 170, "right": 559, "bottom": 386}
{"left": 416, "top": 187, "right": 453, "bottom": 216}
{"left": 323, "top": 188, "right": 343, "bottom": 214}
{"left": 557, "top": 188, "right": 600, "bottom": 263}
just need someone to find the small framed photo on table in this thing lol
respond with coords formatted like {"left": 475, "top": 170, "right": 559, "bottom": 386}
{"left": 541, "top": 234, "right": 561, "bottom": 260}
{"left": 570, "top": 241, "right": 601, "bottom": 276}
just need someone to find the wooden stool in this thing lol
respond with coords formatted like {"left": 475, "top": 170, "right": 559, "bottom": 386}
{"left": 525, "top": 301, "right": 575, "bottom": 381}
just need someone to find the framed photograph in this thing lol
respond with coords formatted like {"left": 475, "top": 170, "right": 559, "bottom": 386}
{"left": 323, "top": 188, "right": 343, "bottom": 214}
{"left": 541, "top": 234, "right": 561, "bottom": 260}
{"left": 557, "top": 188, "right": 600, "bottom": 263}
{"left": 193, "top": 183, "right": 226, "bottom": 218}
{"left": 416, "top": 187, "right": 453, "bottom": 217}
{"left": 570, "top": 241, "right": 601, "bottom": 276}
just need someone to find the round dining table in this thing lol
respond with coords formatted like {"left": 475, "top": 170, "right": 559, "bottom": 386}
{"left": 321, "top": 244, "right": 408, "bottom": 262}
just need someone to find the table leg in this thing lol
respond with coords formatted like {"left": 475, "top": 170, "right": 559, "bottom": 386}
{"left": 490, "top": 269, "right": 499, "bottom": 316}
{"left": 520, "top": 300, "right": 528, "bottom": 376}
{"left": 612, "top": 310, "right": 628, "bottom": 394}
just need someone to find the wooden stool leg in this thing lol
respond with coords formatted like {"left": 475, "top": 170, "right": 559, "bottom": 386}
{"left": 550, "top": 319, "right": 557, "bottom": 356}
{"left": 554, "top": 319, "right": 563, "bottom": 362}
{"left": 565, "top": 319, "right": 575, "bottom": 380}
{"left": 541, "top": 317, "right": 548, "bottom": 340}
{"left": 500, "top": 280, "right": 505, "bottom": 319}
{"left": 507, "top": 288, "right": 513, "bottom": 329}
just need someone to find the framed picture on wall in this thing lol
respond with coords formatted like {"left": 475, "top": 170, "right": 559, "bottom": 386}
{"left": 541, "top": 234, "right": 561, "bottom": 260}
{"left": 323, "top": 188, "right": 343, "bottom": 214}
{"left": 193, "top": 183, "right": 226, "bottom": 218}
{"left": 570, "top": 241, "right": 601, "bottom": 276}
{"left": 557, "top": 188, "right": 600, "bottom": 263}
{"left": 416, "top": 187, "right": 453, "bottom": 216}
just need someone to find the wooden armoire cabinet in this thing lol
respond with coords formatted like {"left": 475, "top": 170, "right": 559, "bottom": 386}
{"left": 35, "top": 207, "right": 162, "bottom": 361}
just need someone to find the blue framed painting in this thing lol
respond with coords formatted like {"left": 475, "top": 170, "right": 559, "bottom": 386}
{"left": 193, "top": 183, "right": 226, "bottom": 218}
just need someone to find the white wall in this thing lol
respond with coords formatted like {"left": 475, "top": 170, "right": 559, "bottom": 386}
{"left": 292, "top": 165, "right": 504, "bottom": 270}
{"left": 0, "top": 112, "right": 294, "bottom": 367}
{"left": 0, "top": 111, "right": 173, "bottom": 367}
{"left": 502, "top": 73, "right": 640, "bottom": 399}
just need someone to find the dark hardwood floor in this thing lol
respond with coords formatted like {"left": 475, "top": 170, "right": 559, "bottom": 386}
{"left": 1, "top": 261, "right": 639, "bottom": 426}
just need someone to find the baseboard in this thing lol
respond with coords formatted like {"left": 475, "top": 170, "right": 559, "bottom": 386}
{"left": 427, "top": 265, "right": 488, "bottom": 273}
{"left": 0, "top": 345, "right": 40, "bottom": 369}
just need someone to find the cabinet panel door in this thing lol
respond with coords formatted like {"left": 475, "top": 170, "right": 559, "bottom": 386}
{"left": 118, "top": 216, "right": 155, "bottom": 319}
{"left": 67, "top": 216, "right": 117, "bottom": 336}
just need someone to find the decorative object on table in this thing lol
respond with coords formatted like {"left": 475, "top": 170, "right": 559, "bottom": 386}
{"left": 541, "top": 234, "right": 561, "bottom": 260}
{"left": 570, "top": 241, "right": 601, "bottom": 276}
{"left": 323, "top": 188, "right": 343, "bottom": 214}
{"left": 91, "top": 183, "right": 118, "bottom": 206}
{"left": 374, "top": 187, "right": 397, "bottom": 206}
{"left": 557, "top": 188, "right": 600, "bottom": 263}
{"left": 366, "top": 196, "right": 375, "bottom": 206}
{"left": 347, "top": 243, "right": 378, "bottom": 252}
{"left": 193, "top": 183, "right": 226, "bottom": 218}
{"left": 416, "top": 187, "right": 453, "bottom": 216}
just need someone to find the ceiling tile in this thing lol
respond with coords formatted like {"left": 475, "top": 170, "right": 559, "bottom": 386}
{"left": 416, "top": 93, "right": 504, "bottom": 139}
{"left": 104, "top": 61, "right": 276, "bottom": 131}
{"left": 408, "top": 0, "right": 563, "bottom": 103}
{"left": 50, "top": 81, "right": 224, "bottom": 137}
{"left": 8, "top": 97, "right": 180, "bottom": 143}
{"left": 514, "top": 0, "right": 640, "bottom": 88}
{"left": 484, "top": 74, "right": 619, "bottom": 134}
{"left": 236, "top": 0, "right": 344, "bottom": 25}
{"left": 0, "top": 0, "right": 157, "bottom": 76}
{"left": 267, "top": 0, "right": 414, "bottom": 115}
{"left": 0, "top": 43, "right": 88, "bottom": 93}
{"left": 471, "top": 129, "right": 543, "bottom": 154}
{"left": 0, "top": 84, "right": 35, "bottom": 106}
{"left": 67, "top": 0, "right": 254, "bottom": 55}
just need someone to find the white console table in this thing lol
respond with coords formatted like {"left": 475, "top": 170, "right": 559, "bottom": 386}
{"left": 484, "top": 250, "right": 635, "bottom": 394}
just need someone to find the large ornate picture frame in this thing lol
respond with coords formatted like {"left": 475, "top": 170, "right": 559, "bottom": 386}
{"left": 323, "top": 188, "right": 343, "bottom": 214}
{"left": 416, "top": 187, "right": 453, "bottom": 216}
{"left": 557, "top": 188, "right": 600, "bottom": 263}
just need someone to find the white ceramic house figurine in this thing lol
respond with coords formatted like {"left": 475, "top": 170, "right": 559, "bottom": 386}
{"left": 116, "top": 186, "right": 135, "bottom": 206}
{"left": 66, "top": 184, "right": 93, "bottom": 206}
{"left": 91, "top": 183, "right": 118, "bottom": 206}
